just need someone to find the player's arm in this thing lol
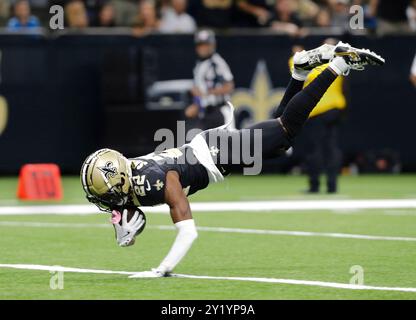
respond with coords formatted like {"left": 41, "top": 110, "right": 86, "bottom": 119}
{"left": 191, "top": 86, "right": 203, "bottom": 97}
{"left": 165, "top": 171, "right": 193, "bottom": 223}
{"left": 186, "top": 86, "right": 202, "bottom": 118}
{"left": 153, "top": 171, "right": 198, "bottom": 275}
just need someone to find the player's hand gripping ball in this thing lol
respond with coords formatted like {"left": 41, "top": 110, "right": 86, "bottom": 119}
{"left": 111, "top": 207, "right": 146, "bottom": 247}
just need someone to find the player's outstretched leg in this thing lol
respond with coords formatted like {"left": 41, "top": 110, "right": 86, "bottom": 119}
{"left": 273, "top": 44, "right": 335, "bottom": 118}
{"left": 230, "top": 42, "right": 384, "bottom": 164}
{"left": 279, "top": 42, "right": 385, "bottom": 139}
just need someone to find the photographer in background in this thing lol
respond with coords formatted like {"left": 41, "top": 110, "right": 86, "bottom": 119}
{"left": 185, "top": 29, "right": 235, "bottom": 130}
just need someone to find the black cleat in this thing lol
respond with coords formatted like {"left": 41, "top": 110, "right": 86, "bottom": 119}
{"left": 334, "top": 41, "right": 385, "bottom": 71}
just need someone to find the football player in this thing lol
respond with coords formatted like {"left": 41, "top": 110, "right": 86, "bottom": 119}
{"left": 81, "top": 42, "right": 384, "bottom": 278}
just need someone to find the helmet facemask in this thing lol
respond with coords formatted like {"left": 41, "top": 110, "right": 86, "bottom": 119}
{"left": 86, "top": 185, "right": 130, "bottom": 212}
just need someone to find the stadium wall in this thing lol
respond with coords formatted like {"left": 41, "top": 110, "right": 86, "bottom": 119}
{"left": 0, "top": 34, "right": 414, "bottom": 174}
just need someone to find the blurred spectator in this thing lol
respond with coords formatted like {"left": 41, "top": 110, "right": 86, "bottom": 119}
{"left": 368, "top": 0, "right": 411, "bottom": 34}
{"left": 328, "top": 0, "right": 350, "bottom": 29}
{"left": 158, "top": 0, "right": 171, "bottom": 12}
{"left": 268, "top": 0, "right": 303, "bottom": 36}
{"left": 407, "top": 0, "right": 416, "bottom": 31}
{"left": 188, "top": 0, "right": 233, "bottom": 29}
{"left": 0, "top": 0, "right": 11, "bottom": 26}
{"left": 132, "top": 0, "right": 160, "bottom": 37}
{"left": 111, "top": 0, "right": 137, "bottom": 26}
{"left": 315, "top": 7, "right": 331, "bottom": 27}
{"left": 17, "top": 0, "right": 414, "bottom": 33}
{"left": 94, "top": 2, "right": 116, "bottom": 26}
{"left": 159, "top": 0, "right": 196, "bottom": 33}
{"left": 50, "top": 0, "right": 104, "bottom": 25}
{"left": 410, "top": 52, "right": 416, "bottom": 87}
{"left": 65, "top": 0, "right": 89, "bottom": 28}
{"left": 84, "top": 0, "right": 107, "bottom": 25}
{"left": 294, "top": 0, "right": 320, "bottom": 25}
{"left": 7, "top": 0, "right": 41, "bottom": 30}
{"left": 235, "top": 0, "right": 273, "bottom": 27}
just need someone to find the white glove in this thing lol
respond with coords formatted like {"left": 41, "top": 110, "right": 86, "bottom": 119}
{"left": 112, "top": 209, "right": 145, "bottom": 247}
{"left": 128, "top": 268, "right": 167, "bottom": 278}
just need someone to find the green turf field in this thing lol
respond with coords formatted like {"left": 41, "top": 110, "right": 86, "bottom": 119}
{"left": 0, "top": 175, "right": 416, "bottom": 299}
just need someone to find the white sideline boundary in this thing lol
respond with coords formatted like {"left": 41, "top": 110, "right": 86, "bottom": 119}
{"left": 0, "top": 264, "right": 416, "bottom": 293}
{"left": 1, "top": 199, "right": 416, "bottom": 215}
{"left": 1, "top": 221, "right": 416, "bottom": 242}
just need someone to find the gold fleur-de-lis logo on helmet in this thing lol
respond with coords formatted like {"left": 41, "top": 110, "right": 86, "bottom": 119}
{"left": 98, "top": 161, "right": 118, "bottom": 179}
{"left": 231, "top": 60, "right": 286, "bottom": 122}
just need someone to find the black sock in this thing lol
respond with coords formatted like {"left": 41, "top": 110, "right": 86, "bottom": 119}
{"left": 272, "top": 77, "right": 304, "bottom": 118}
{"left": 280, "top": 68, "right": 337, "bottom": 138}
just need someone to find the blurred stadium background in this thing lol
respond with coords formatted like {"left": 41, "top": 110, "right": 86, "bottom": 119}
{"left": 0, "top": 0, "right": 416, "bottom": 300}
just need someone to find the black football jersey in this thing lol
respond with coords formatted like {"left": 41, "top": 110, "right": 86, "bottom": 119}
{"left": 129, "top": 146, "right": 209, "bottom": 206}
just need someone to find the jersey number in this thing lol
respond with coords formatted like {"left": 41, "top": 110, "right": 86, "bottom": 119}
{"left": 132, "top": 175, "right": 147, "bottom": 197}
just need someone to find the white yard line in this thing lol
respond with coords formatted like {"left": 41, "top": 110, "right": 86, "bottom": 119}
{"left": 160, "top": 225, "right": 416, "bottom": 242}
{"left": 0, "top": 264, "right": 134, "bottom": 275}
{"left": 1, "top": 221, "right": 416, "bottom": 242}
{"left": 1, "top": 199, "right": 416, "bottom": 215}
{"left": 0, "top": 204, "right": 99, "bottom": 215}
{"left": 383, "top": 210, "right": 416, "bottom": 216}
{"left": 0, "top": 221, "right": 110, "bottom": 228}
{"left": 0, "top": 263, "right": 415, "bottom": 293}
